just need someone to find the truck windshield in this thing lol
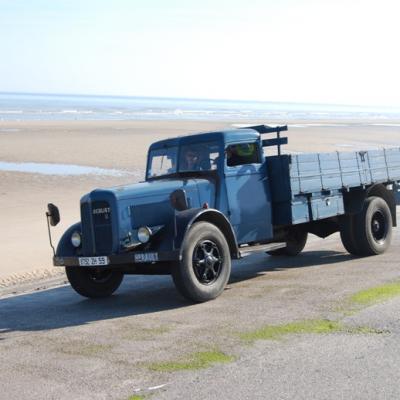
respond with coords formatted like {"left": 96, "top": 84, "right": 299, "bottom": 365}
{"left": 179, "top": 142, "right": 219, "bottom": 172}
{"left": 147, "top": 142, "right": 220, "bottom": 179}
{"left": 147, "top": 146, "right": 178, "bottom": 178}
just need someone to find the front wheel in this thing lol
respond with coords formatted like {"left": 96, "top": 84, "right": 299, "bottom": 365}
{"left": 66, "top": 267, "right": 123, "bottom": 298}
{"left": 172, "top": 221, "right": 231, "bottom": 302}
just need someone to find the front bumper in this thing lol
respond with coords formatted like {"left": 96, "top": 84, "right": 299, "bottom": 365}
{"left": 53, "top": 250, "right": 181, "bottom": 267}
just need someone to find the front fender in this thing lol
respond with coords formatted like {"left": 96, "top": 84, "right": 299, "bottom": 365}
{"left": 56, "top": 222, "right": 81, "bottom": 257}
{"left": 174, "top": 208, "right": 240, "bottom": 259}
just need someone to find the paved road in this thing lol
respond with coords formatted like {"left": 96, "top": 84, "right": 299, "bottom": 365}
{"left": 157, "top": 297, "right": 400, "bottom": 400}
{"left": 1, "top": 232, "right": 400, "bottom": 400}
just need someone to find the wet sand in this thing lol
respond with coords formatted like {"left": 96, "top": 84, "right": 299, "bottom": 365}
{"left": 0, "top": 119, "right": 399, "bottom": 286}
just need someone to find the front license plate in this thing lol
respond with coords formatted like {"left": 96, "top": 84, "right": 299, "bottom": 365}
{"left": 78, "top": 256, "right": 109, "bottom": 267}
{"left": 134, "top": 252, "right": 159, "bottom": 263}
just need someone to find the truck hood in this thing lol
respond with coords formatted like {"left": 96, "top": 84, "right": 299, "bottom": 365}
{"left": 80, "top": 178, "right": 216, "bottom": 246}
{"left": 89, "top": 178, "right": 215, "bottom": 204}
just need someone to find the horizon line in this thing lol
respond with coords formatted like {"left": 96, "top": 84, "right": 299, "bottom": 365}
{"left": 1, "top": 90, "right": 398, "bottom": 111}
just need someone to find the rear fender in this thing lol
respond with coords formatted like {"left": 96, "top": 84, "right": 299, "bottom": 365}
{"left": 367, "top": 183, "right": 397, "bottom": 227}
{"left": 174, "top": 208, "right": 240, "bottom": 259}
{"left": 343, "top": 183, "right": 397, "bottom": 227}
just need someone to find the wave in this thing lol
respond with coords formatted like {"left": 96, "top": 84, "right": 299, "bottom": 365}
{"left": 370, "top": 123, "right": 400, "bottom": 127}
{"left": 1, "top": 110, "right": 23, "bottom": 114}
{"left": 59, "top": 109, "right": 94, "bottom": 114}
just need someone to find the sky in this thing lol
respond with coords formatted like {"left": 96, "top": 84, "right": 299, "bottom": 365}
{"left": 1, "top": 0, "right": 400, "bottom": 107}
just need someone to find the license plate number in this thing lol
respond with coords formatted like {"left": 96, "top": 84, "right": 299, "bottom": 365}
{"left": 78, "top": 256, "right": 109, "bottom": 267}
{"left": 134, "top": 252, "right": 158, "bottom": 263}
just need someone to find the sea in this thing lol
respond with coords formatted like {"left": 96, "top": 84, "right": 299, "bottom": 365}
{"left": 1, "top": 92, "right": 400, "bottom": 122}
{"left": 2, "top": 92, "right": 400, "bottom": 177}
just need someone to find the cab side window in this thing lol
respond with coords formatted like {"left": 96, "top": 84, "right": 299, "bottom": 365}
{"left": 226, "top": 143, "right": 260, "bottom": 167}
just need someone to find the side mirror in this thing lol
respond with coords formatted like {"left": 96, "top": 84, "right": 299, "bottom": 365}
{"left": 46, "top": 203, "right": 60, "bottom": 226}
{"left": 170, "top": 189, "right": 189, "bottom": 211}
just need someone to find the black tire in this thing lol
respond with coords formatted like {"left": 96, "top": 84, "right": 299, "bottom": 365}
{"left": 340, "top": 215, "right": 362, "bottom": 256}
{"left": 267, "top": 229, "right": 308, "bottom": 257}
{"left": 266, "top": 248, "right": 286, "bottom": 256}
{"left": 354, "top": 196, "right": 392, "bottom": 256}
{"left": 66, "top": 267, "right": 123, "bottom": 298}
{"left": 172, "top": 221, "right": 231, "bottom": 302}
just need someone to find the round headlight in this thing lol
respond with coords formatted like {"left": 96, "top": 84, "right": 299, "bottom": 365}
{"left": 137, "top": 226, "right": 152, "bottom": 243}
{"left": 71, "top": 231, "right": 82, "bottom": 248}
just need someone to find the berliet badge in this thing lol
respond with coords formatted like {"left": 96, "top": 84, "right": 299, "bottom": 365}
{"left": 92, "top": 207, "right": 110, "bottom": 215}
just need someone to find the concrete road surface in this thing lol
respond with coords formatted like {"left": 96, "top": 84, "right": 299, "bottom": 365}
{"left": 1, "top": 232, "right": 400, "bottom": 400}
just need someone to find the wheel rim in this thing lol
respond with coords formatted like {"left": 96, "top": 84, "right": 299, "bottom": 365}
{"left": 87, "top": 269, "right": 113, "bottom": 284}
{"left": 371, "top": 210, "right": 387, "bottom": 243}
{"left": 192, "top": 240, "right": 223, "bottom": 285}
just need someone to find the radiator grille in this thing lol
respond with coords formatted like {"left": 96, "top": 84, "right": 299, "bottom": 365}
{"left": 80, "top": 200, "right": 113, "bottom": 255}
{"left": 92, "top": 201, "right": 113, "bottom": 255}
{"left": 81, "top": 201, "right": 94, "bottom": 255}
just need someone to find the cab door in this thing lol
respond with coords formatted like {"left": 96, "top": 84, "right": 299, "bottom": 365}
{"left": 224, "top": 142, "right": 273, "bottom": 244}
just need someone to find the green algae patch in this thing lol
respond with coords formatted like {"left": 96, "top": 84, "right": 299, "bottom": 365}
{"left": 127, "top": 396, "right": 145, "bottom": 400}
{"left": 149, "top": 350, "right": 234, "bottom": 372}
{"left": 349, "top": 282, "right": 400, "bottom": 306}
{"left": 240, "top": 319, "right": 343, "bottom": 342}
{"left": 346, "top": 326, "right": 388, "bottom": 335}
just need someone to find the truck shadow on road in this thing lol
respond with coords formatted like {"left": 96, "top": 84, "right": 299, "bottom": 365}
{"left": 0, "top": 249, "right": 352, "bottom": 336}
{"left": 229, "top": 249, "right": 352, "bottom": 284}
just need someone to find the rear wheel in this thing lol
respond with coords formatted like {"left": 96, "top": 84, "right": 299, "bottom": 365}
{"left": 354, "top": 196, "right": 392, "bottom": 256}
{"left": 66, "top": 267, "right": 123, "bottom": 298}
{"left": 340, "top": 215, "right": 362, "bottom": 255}
{"left": 267, "top": 228, "right": 308, "bottom": 256}
{"left": 172, "top": 221, "right": 231, "bottom": 302}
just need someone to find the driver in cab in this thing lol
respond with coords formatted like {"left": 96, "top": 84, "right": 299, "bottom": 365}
{"left": 182, "top": 148, "right": 200, "bottom": 170}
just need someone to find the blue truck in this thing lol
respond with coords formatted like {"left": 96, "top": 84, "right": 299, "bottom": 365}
{"left": 46, "top": 125, "right": 400, "bottom": 302}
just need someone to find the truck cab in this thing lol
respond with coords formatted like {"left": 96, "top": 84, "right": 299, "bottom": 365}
{"left": 146, "top": 129, "right": 273, "bottom": 244}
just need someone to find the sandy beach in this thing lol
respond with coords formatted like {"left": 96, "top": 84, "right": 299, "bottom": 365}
{"left": 1, "top": 119, "right": 399, "bottom": 286}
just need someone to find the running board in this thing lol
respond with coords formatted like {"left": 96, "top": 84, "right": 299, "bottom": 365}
{"left": 239, "top": 242, "right": 286, "bottom": 258}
